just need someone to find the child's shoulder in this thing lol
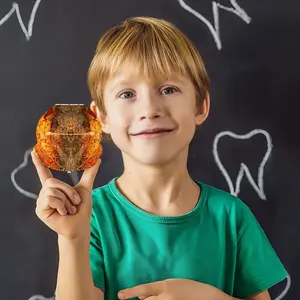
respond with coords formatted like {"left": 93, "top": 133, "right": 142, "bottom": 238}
{"left": 196, "top": 180, "right": 255, "bottom": 227}
{"left": 198, "top": 180, "right": 248, "bottom": 211}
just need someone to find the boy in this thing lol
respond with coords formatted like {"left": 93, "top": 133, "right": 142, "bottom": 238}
{"left": 32, "top": 16, "right": 288, "bottom": 300}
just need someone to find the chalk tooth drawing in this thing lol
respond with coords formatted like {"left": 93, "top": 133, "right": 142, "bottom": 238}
{"left": 213, "top": 129, "right": 272, "bottom": 200}
{"left": 28, "top": 295, "right": 55, "bottom": 300}
{"left": 11, "top": 148, "right": 80, "bottom": 200}
{"left": 274, "top": 273, "right": 291, "bottom": 300}
{"left": 214, "top": 130, "right": 291, "bottom": 297}
{"left": 0, "top": 0, "right": 42, "bottom": 41}
{"left": 11, "top": 148, "right": 39, "bottom": 199}
{"left": 178, "top": 0, "right": 251, "bottom": 50}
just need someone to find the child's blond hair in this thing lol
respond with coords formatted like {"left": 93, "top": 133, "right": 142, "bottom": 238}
{"left": 87, "top": 16, "right": 210, "bottom": 139}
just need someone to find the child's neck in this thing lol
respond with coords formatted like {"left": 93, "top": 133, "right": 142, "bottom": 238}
{"left": 116, "top": 156, "right": 200, "bottom": 216}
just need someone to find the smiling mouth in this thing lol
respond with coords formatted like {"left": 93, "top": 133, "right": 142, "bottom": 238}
{"left": 131, "top": 129, "right": 174, "bottom": 137}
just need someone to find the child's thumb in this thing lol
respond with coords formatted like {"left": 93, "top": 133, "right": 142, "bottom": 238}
{"left": 77, "top": 158, "right": 101, "bottom": 192}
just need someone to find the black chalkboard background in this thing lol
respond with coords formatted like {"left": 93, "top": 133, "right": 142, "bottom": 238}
{"left": 0, "top": 0, "right": 299, "bottom": 299}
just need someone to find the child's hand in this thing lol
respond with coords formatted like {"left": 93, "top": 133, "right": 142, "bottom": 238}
{"left": 118, "top": 278, "right": 234, "bottom": 300}
{"left": 31, "top": 149, "right": 101, "bottom": 241}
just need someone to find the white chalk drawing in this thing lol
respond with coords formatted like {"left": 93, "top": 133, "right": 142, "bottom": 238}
{"left": 28, "top": 295, "right": 55, "bottom": 300}
{"left": 11, "top": 148, "right": 39, "bottom": 199}
{"left": 213, "top": 129, "right": 272, "bottom": 200}
{"left": 213, "top": 129, "right": 291, "bottom": 298}
{"left": 0, "top": 0, "right": 42, "bottom": 41}
{"left": 274, "top": 274, "right": 291, "bottom": 300}
{"left": 11, "top": 148, "right": 79, "bottom": 200}
{"left": 178, "top": 0, "right": 251, "bottom": 50}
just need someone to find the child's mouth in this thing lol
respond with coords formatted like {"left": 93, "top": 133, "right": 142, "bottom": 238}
{"left": 132, "top": 128, "right": 174, "bottom": 138}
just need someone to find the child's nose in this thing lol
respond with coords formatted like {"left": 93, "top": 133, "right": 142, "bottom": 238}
{"left": 136, "top": 92, "right": 164, "bottom": 120}
{"left": 139, "top": 100, "right": 164, "bottom": 120}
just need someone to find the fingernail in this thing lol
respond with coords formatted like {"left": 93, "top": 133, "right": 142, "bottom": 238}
{"left": 70, "top": 206, "right": 77, "bottom": 214}
{"left": 118, "top": 292, "right": 124, "bottom": 299}
{"left": 74, "top": 194, "right": 81, "bottom": 204}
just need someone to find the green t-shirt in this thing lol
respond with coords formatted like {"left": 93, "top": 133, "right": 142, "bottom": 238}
{"left": 90, "top": 177, "right": 287, "bottom": 300}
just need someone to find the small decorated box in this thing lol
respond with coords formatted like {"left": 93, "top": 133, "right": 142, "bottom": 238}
{"left": 34, "top": 104, "right": 103, "bottom": 173}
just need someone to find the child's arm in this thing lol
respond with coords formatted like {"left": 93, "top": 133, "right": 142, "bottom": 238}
{"left": 55, "top": 236, "right": 104, "bottom": 300}
{"left": 95, "top": 287, "right": 104, "bottom": 300}
{"left": 117, "top": 278, "right": 271, "bottom": 300}
{"left": 31, "top": 150, "right": 103, "bottom": 300}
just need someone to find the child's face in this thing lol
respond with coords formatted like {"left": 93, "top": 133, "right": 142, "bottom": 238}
{"left": 91, "top": 62, "right": 209, "bottom": 166}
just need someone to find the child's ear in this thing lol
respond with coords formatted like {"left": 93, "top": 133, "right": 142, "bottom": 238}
{"left": 90, "top": 101, "right": 110, "bottom": 134}
{"left": 195, "top": 93, "right": 210, "bottom": 126}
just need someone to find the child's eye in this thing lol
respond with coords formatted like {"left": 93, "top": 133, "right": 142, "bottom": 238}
{"left": 161, "top": 87, "right": 177, "bottom": 95}
{"left": 119, "top": 91, "right": 135, "bottom": 99}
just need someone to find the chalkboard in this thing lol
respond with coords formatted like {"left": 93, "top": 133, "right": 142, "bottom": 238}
{"left": 0, "top": 0, "right": 298, "bottom": 299}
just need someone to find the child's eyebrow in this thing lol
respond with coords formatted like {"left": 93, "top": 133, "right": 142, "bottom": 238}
{"left": 108, "top": 76, "right": 188, "bottom": 92}
{"left": 108, "top": 79, "right": 133, "bottom": 92}
{"left": 167, "top": 77, "right": 187, "bottom": 85}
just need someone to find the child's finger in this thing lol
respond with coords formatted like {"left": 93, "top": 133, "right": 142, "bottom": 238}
{"left": 46, "top": 187, "right": 78, "bottom": 215}
{"left": 78, "top": 158, "right": 101, "bottom": 191}
{"left": 37, "top": 195, "right": 67, "bottom": 217}
{"left": 31, "top": 148, "right": 53, "bottom": 186}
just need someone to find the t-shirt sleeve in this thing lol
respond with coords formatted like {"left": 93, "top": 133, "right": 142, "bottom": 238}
{"left": 90, "top": 210, "right": 105, "bottom": 292}
{"left": 233, "top": 199, "right": 288, "bottom": 299}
